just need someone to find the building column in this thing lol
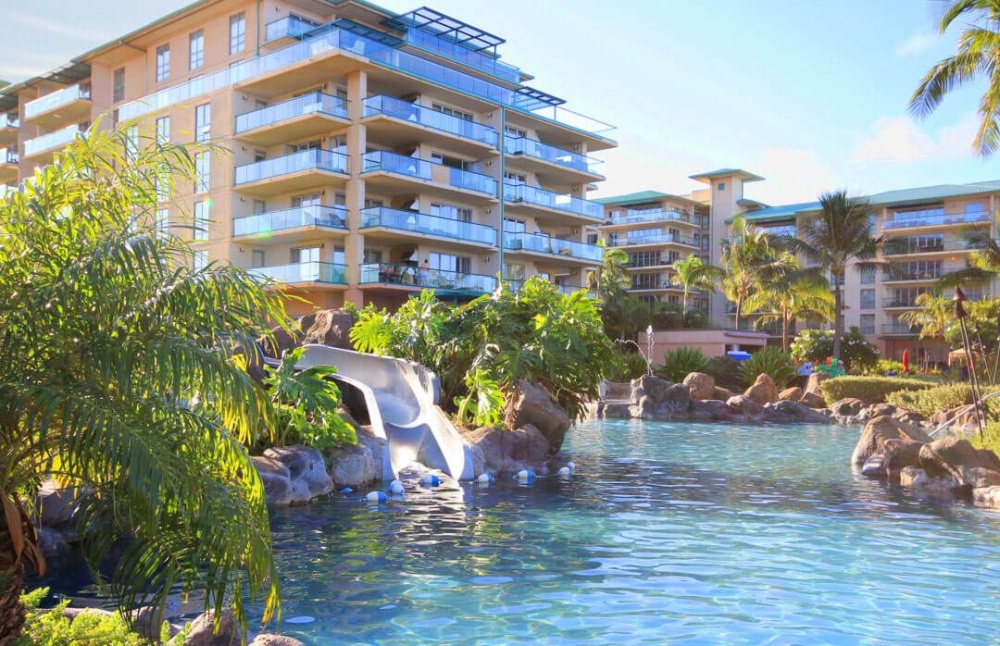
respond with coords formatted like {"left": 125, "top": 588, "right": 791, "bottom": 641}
{"left": 343, "top": 69, "right": 368, "bottom": 306}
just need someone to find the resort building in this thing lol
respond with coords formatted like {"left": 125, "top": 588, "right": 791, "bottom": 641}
{"left": 0, "top": 0, "right": 616, "bottom": 314}
{"left": 599, "top": 174, "right": 1000, "bottom": 365}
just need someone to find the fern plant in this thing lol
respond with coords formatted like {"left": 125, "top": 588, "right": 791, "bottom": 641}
{"left": 655, "top": 347, "right": 708, "bottom": 382}
{"left": 739, "top": 347, "right": 796, "bottom": 387}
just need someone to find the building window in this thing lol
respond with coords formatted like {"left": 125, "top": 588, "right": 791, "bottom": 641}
{"left": 113, "top": 67, "right": 125, "bottom": 103}
{"left": 230, "top": 13, "right": 246, "bottom": 54}
{"left": 193, "top": 200, "right": 209, "bottom": 240}
{"left": 431, "top": 103, "right": 473, "bottom": 121}
{"left": 429, "top": 252, "right": 470, "bottom": 274}
{"left": 717, "top": 182, "right": 725, "bottom": 191}
{"left": 156, "top": 44, "right": 170, "bottom": 82}
{"left": 155, "top": 116, "right": 170, "bottom": 146}
{"left": 251, "top": 249, "right": 265, "bottom": 268}
{"left": 860, "top": 266, "right": 876, "bottom": 285}
{"left": 189, "top": 30, "right": 205, "bottom": 70}
{"left": 154, "top": 176, "right": 169, "bottom": 203}
{"left": 363, "top": 249, "right": 383, "bottom": 264}
{"left": 195, "top": 103, "right": 211, "bottom": 142}
{"left": 194, "top": 151, "right": 210, "bottom": 193}
{"left": 860, "top": 289, "right": 875, "bottom": 310}
{"left": 155, "top": 208, "right": 169, "bottom": 238}
{"left": 124, "top": 125, "right": 139, "bottom": 161}
{"left": 193, "top": 250, "right": 208, "bottom": 272}
{"left": 860, "top": 314, "right": 875, "bottom": 335}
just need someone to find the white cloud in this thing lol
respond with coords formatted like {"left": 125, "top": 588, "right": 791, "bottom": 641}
{"left": 896, "top": 31, "right": 941, "bottom": 58}
{"left": 850, "top": 113, "right": 978, "bottom": 164}
{"left": 750, "top": 148, "right": 841, "bottom": 205}
{"left": 11, "top": 13, "right": 104, "bottom": 42}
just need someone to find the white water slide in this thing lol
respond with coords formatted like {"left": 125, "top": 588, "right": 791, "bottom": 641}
{"left": 293, "top": 344, "right": 475, "bottom": 482}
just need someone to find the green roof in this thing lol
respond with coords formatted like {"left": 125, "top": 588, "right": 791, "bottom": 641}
{"left": 689, "top": 168, "right": 765, "bottom": 183}
{"left": 592, "top": 189, "right": 702, "bottom": 207}
{"left": 739, "top": 201, "right": 820, "bottom": 224}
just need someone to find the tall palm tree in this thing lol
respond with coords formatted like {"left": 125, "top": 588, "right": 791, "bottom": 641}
{"left": 0, "top": 127, "right": 289, "bottom": 639}
{"left": 744, "top": 254, "right": 834, "bottom": 351}
{"left": 779, "top": 191, "right": 882, "bottom": 360}
{"left": 670, "top": 253, "right": 721, "bottom": 314}
{"left": 909, "top": 0, "right": 1000, "bottom": 156}
{"left": 936, "top": 227, "right": 1000, "bottom": 288}
{"left": 900, "top": 292, "right": 954, "bottom": 370}
{"left": 719, "top": 215, "right": 790, "bottom": 331}
{"left": 588, "top": 247, "right": 631, "bottom": 300}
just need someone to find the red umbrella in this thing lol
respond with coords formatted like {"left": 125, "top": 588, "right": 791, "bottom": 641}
{"left": 902, "top": 349, "right": 910, "bottom": 373}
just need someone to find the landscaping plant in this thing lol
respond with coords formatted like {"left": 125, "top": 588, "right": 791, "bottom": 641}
{"left": 739, "top": 347, "right": 797, "bottom": 388}
{"left": 655, "top": 347, "right": 708, "bottom": 383}
{"left": 819, "top": 376, "right": 932, "bottom": 406}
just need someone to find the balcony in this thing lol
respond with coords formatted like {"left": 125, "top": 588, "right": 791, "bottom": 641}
{"left": 882, "top": 210, "right": 991, "bottom": 231}
{"left": 235, "top": 93, "right": 349, "bottom": 146}
{"left": 362, "top": 95, "right": 498, "bottom": 154}
{"left": 0, "top": 148, "right": 18, "bottom": 184}
{"left": 882, "top": 322, "right": 920, "bottom": 336}
{"left": 503, "top": 183, "right": 603, "bottom": 225}
{"left": 23, "top": 123, "right": 86, "bottom": 160}
{"left": 608, "top": 232, "right": 699, "bottom": 249}
{"left": 503, "top": 231, "right": 603, "bottom": 264}
{"left": 883, "top": 269, "right": 944, "bottom": 283}
{"left": 0, "top": 114, "right": 18, "bottom": 146}
{"left": 235, "top": 149, "right": 348, "bottom": 196}
{"left": 234, "top": 205, "right": 347, "bottom": 238}
{"left": 882, "top": 238, "right": 972, "bottom": 256}
{"left": 263, "top": 15, "right": 321, "bottom": 47}
{"left": 606, "top": 209, "right": 695, "bottom": 227}
{"left": 24, "top": 84, "right": 92, "bottom": 128}
{"left": 120, "top": 26, "right": 613, "bottom": 146}
{"left": 881, "top": 296, "right": 926, "bottom": 308}
{"left": 396, "top": 25, "right": 521, "bottom": 84}
{"left": 362, "top": 151, "right": 497, "bottom": 201}
{"left": 359, "top": 262, "right": 496, "bottom": 295}
{"left": 360, "top": 206, "right": 497, "bottom": 248}
{"left": 253, "top": 261, "right": 348, "bottom": 286}
{"left": 504, "top": 135, "right": 604, "bottom": 185}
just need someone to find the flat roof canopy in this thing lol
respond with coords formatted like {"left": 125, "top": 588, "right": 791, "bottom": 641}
{"left": 384, "top": 6, "right": 505, "bottom": 53}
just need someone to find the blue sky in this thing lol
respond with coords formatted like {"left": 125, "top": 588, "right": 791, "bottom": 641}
{"left": 2, "top": 0, "right": 996, "bottom": 204}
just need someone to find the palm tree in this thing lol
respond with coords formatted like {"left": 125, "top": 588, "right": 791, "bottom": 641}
{"left": 0, "top": 127, "right": 289, "bottom": 639}
{"left": 588, "top": 246, "right": 631, "bottom": 300}
{"left": 670, "top": 254, "right": 721, "bottom": 314}
{"left": 936, "top": 227, "right": 1000, "bottom": 288}
{"left": 900, "top": 292, "right": 953, "bottom": 370}
{"left": 744, "top": 254, "right": 834, "bottom": 351}
{"left": 909, "top": 0, "right": 1000, "bottom": 156}
{"left": 779, "top": 191, "right": 882, "bottom": 360}
{"left": 719, "top": 215, "right": 790, "bottom": 331}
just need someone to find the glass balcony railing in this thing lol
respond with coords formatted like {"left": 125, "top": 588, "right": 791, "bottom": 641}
{"left": 23, "top": 123, "right": 85, "bottom": 157}
{"left": 24, "top": 84, "right": 91, "bottom": 120}
{"left": 363, "top": 95, "right": 498, "bottom": 147}
{"left": 264, "top": 15, "right": 321, "bottom": 42}
{"left": 503, "top": 183, "right": 602, "bottom": 220}
{"left": 882, "top": 238, "right": 972, "bottom": 255}
{"left": 503, "top": 232, "right": 603, "bottom": 262}
{"left": 362, "top": 150, "right": 433, "bottom": 179}
{"left": 234, "top": 205, "right": 347, "bottom": 237}
{"left": 361, "top": 207, "right": 497, "bottom": 246}
{"left": 0, "top": 148, "right": 17, "bottom": 164}
{"left": 505, "top": 279, "right": 596, "bottom": 298}
{"left": 254, "top": 261, "right": 348, "bottom": 284}
{"left": 0, "top": 114, "right": 18, "bottom": 129}
{"left": 448, "top": 167, "right": 496, "bottom": 195}
{"left": 882, "top": 295, "right": 926, "bottom": 308}
{"left": 882, "top": 210, "right": 991, "bottom": 230}
{"left": 885, "top": 268, "right": 944, "bottom": 282}
{"left": 236, "top": 92, "right": 348, "bottom": 133}
{"left": 608, "top": 209, "right": 693, "bottom": 225}
{"left": 882, "top": 323, "right": 920, "bottom": 335}
{"left": 118, "top": 27, "right": 614, "bottom": 140}
{"left": 608, "top": 232, "right": 698, "bottom": 247}
{"left": 359, "top": 262, "right": 496, "bottom": 293}
{"left": 504, "top": 135, "right": 603, "bottom": 175}
{"left": 235, "top": 149, "right": 348, "bottom": 185}
{"left": 401, "top": 28, "right": 521, "bottom": 83}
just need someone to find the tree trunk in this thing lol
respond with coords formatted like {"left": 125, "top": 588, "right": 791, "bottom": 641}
{"left": 0, "top": 516, "right": 27, "bottom": 642}
{"left": 833, "top": 276, "right": 843, "bottom": 360}
{"left": 782, "top": 307, "right": 791, "bottom": 353}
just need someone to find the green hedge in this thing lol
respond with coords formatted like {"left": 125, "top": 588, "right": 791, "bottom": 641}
{"left": 820, "top": 376, "right": 933, "bottom": 406}
{"left": 886, "top": 383, "right": 1000, "bottom": 419}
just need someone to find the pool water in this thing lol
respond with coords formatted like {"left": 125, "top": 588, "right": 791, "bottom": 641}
{"left": 264, "top": 419, "right": 1000, "bottom": 644}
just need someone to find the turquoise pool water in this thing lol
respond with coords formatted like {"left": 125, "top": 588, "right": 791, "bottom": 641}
{"left": 265, "top": 419, "right": 1000, "bottom": 644}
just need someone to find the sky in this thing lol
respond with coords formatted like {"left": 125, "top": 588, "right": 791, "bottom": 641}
{"left": 1, "top": 0, "right": 997, "bottom": 205}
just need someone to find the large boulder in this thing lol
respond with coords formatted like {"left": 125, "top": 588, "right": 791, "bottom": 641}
{"left": 725, "top": 395, "right": 765, "bottom": 421}
{"left": 630, "top": 375, "right": 674, "bottom": 404}
{"left": 743, "top": 374, "right": 779, "bottom": 406}
{"left": 505, "top": 381, "right": 571, "bottom": 454}
{"left": 462, "top": 425, "right": 550, "bottom": 475}
{"left": 328, "top": 440, "right": 378, "bottom": 488}
{"left": 973, "top": 486, "right": 1000, "bottom": 509}
{"left": 851, "top": 415, "right": 931, "bottom": 468}
{"left": 179, "top": 609, "right": 242, "bottom": 646}
{"left": 882, "top": 438, "right": 924, "bottom": 480}
{"left": 251, "top": 635, "right": 306, "bottom": 646}
{"left": 799, "top": 391, "right": 826, "bottom": 410}
{"left": 918, "top": 437, "right": 1000, "bottom": 482}
{"left": 252, "top": 456, "right": 294, "bottom": 506}
{"left": 682, "top": 372, "right": 716, "bottom": 401}
{"left": 713, "top": 386, "right": 735, "bottom": 402}
{"left": 805, "top": 371, "right": 829, "bottom": 396}
{"left": 631, "top": 383, "right": 691, "bottom": 420}
{"left": 35, "top": 481, "right": 81, "bottom": 528}
{"left": 763, "top": 400, "right": 829, "bottom": 424}
{"left": 778, "top": 386, "right": 803, "bottom": 402}
{"left": 689, "top": 399, "right": 731, "bottom": 422}
{"left": 831, "top": 398, "right": 866, "bottom": 418}
{"left": 263, "top": 446, "right": 334, "bottom": 501}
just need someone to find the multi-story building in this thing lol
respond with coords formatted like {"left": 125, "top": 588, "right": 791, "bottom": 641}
{"left": 0, "top": 0, "right": 616, "bottom": 314}
{"left": 601, "top": 172, "right": 1000, "bottom": 365}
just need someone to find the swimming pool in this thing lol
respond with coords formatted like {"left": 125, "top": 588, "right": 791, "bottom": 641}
{"left": 264, "top": 419, "right": 1000, "bottom": 644}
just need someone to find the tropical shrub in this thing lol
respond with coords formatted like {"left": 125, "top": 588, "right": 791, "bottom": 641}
{"left": 740, "top": 347, "right": 797, "bottom": 387}
{"left": 885, "top": 383, "right": 1000, "bottom": 419}
{"left": 790, "top": 327, "right": 879, "bottom": 373}
{"left": 790, "top": 329, "right": 833, "bottom": 364}
{"left": 350, "top": 278, "right": 616, "bottom": 424}
{"left": 973, "top": 420, "right": 1000, "bottom": 459}
{"left": 820, "top": 377, "right": 932, "bottom": 406}
{"left": 604, "top": 348, "right": 651, "bottom": 382}
{"left": 262, "top": 347, "right": 356, "bottom": 452}
{"left": 702, "top": 355, "right": 746, "bottom": 391}
{"left": 868, "top": 359, "right": 908, "bottom": 376}
{"left": 0, "top": 128, "right": 285, "bottom": 639}
{"left": 655, "top": 347, "right": 708, "bottom": 383}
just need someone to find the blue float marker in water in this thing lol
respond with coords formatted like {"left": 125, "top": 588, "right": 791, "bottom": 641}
{"left": 557, "top": 466, "right": 572, "bottom": 477}
{"left": 420, "top": 474, "right": 441, "bottom": 487}
{"left": 388, "top": 479, "right": 405, "bottom": 496}
{"left": 515, "top": 469, "right": 536, "bottom": 484}
{"left": 340, "top": 487, "right": 354, "bottom": 494}
{"left": 285, "top": 616, "right": 316, "bottom": 625}
{"left": 365, "top": 490, "right": 388, "bottom": 504}
{"left": 476, "top": 473, "right": 494, "bottom": 485}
